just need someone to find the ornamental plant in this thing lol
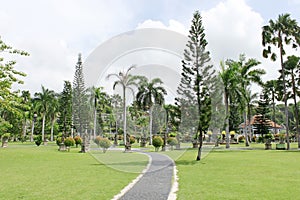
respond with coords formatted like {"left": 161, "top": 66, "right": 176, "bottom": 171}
{"left": 129, "top": 135, "right": 135, "bottom": 144}
{"left": 152, "top": 136, "right": 163, "bottom": 152}
{"left": 74, "top": 136, "right": 82, "bottom": 147}
{"left": 34, "top": 135, "right": 42, "bottom": 146}
{"left": 167, "top": 137, "right": 178, "bottom": 150}
{"left": 64, "top": 137, "right": 75, "bottom": 148}
{"left": 99, "top": 137, "right": 111, "bottom": 153}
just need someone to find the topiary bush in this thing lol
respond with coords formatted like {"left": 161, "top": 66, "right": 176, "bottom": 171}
{"left": 74, "top": 135, "right": 82, "bottom": 147}
{"left": 64, "top": 137, "right": 75, "bottom": 150}
{"left": 152, "top": 136, "right": 163, "bottom": 152}
{"left": 56, "top": 137, "right": 62, "bottom": 146}
{"left": 99, "top": 137, "right": 111, "bottom": 153}
{"left": 34, "top": 135, "right": 42, "bottom": 146}
{"left": 167, "top": 137, "right": 178, "bottom": 150}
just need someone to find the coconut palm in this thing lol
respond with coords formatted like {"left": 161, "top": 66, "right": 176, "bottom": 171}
{"left": 48, "top": 94, "right": 59, "bottom": 141}
{"left": 219, "top": 61, "right": 240, "bottom": 148}
{"left": 262, "top": 13, "right": 300, "bottom": 149}
{"left": 136, "top": 77, "right": 167, "bottom": 145}
{"left": 34, "top": 86, "right": 55, "bottom": 143}
{"left": 106, "top": 65, "right": 139, "bottom": 149}
{"left": 284, "top": 55, "right": 300, "bottom": 147}
{"left": 237, "top": 54, "right": 265, "bottom": 146}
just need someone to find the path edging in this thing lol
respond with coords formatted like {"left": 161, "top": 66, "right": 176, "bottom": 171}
{"left": 112, "top": 152, "right": 152, "bottom": 200}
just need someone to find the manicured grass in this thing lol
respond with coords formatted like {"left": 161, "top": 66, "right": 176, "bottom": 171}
{"left": 0, "top": 142, "right": 148, "bottom": 200}
{"left": 176, "top": 144, "right": 300, "bottom": 200}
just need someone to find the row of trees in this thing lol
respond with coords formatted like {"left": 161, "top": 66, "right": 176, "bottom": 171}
{"left": 1, "top": 12, "right": 299, "bottom": 160}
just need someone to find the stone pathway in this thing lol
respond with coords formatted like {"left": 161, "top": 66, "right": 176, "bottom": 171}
{"left": 117, "top": 152, "right": 175, "bottom": 200}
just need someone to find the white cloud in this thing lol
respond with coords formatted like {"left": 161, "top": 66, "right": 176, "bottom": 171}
{"left": 136, "top": 19, "right": 188, "bottom": 35}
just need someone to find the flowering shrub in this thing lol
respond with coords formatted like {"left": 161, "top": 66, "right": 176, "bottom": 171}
{"left": 74, "top": 136, "right": 82, "bottom": 147}
{"left": 130, "top": 135, "right": 135, "bottom": 144}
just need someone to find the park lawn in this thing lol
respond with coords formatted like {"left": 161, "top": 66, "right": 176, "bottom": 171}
{"left": 0, "top": 143, "right": 148, "bottom": 200}
{"left": 176, "top": 145, "right": 300, "bottom": 200}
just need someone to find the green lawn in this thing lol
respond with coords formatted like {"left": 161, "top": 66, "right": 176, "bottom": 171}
{"left": 0, "top": 142, "right": 148, "bottom": 200}
{"left": 176, "top": 144, "right": 300, "bottom": 200}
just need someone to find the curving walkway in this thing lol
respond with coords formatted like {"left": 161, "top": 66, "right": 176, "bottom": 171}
{"left": 117, "top": 151, "right": 175, "bottom": 200}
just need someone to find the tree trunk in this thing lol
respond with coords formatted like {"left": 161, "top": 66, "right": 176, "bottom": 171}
{"left": 42, "top": 114, "right": 46, "bottom": 143}
{"left": 30, "top": 120, "right": 35, "bottom": 142}
{"left": 196, "top": 130, "right": 203, "bottom": 161}
{"left": 224, "top": 92, "right": 230, "bottom": 149}
{"left": 279, "top": 39, "right": 290, "bottom": 150}
{"left": 149, "top": 106, "right": 153, "bottom": 145}
{"left": 23, "top": 119, "right": 27, "bottom": 138}
{"left": 291, "top": 72, "right": 300, "bottom": 148}
{"left": 123, "top": 86, "right": 128, "bottom": 150}
{"left": 50, "top": 119, "right": 55, "bottom": 141}
{"left": 244, "top": 111, "right": 249, "bottom": 146}
{"left": 93, "top": 108, "right": 97, "bottom": 140}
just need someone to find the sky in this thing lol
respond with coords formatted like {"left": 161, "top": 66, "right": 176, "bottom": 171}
{"left": 1, "top": 0, "right": 300, "bottom": 96}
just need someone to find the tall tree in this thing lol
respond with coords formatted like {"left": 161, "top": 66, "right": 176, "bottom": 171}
{"left": 58, "top": 81, "right": 72, "bottom": 139}
{"left": 136, "top": 77, "right": 167, "bottom": 145}
{"left": 72, "top": 54, "right": 89, "bottom": 137}
{"left": 177, "top": 11, "right": 215, "bottom": 160}
{"left": 106, "top": 65, "right": 139, "bottom": 150}
{"left": 235, "top": 54, "right": 265, "bottom": 146}
{"left": 219, "top": 61, "right": 240, "bottom": 148}
{"left": 262, "top": 13, "right": 300, "bottom": 149}
{"left": 34, "top": 86, "right": 55, "bottom": 142}
{"left": 0, "top": 36, "right": 29, "bottom": 137}
{"left": 283, "top": 55, "right": 300, "bottom": 147}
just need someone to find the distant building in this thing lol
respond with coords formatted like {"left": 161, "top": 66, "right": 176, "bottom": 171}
{"left": 239, "top": 115, "right": 283, "bottom": 135}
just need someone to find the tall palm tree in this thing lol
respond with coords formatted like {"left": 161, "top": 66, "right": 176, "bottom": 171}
{"left": 48, "top": 94, "right": 59, "bottom": 141}
{"left": 106, "top": 65, "right": 139, "bottom": 149}
{"left": 237, "top": 54, "right": 265, "bottom": 146}
{"left": 284, "top": 55, "right": 300, "bottom": 148}
{"left": 136, "top": 77, "right": 167, "bottom": 145}
{"left": 34, "top": 86, "right": 55, "bottom": 143}
{"left": 219, "top": 61, "right": 240, "bottom": 148}
{"left": 264, "top": 80, "right": 279, "bottom": 134}
{"left": 262, "top": 13, "right": 300, "bottom": 150}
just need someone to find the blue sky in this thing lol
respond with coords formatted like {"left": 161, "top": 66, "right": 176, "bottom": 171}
{"left": 0, "top": 0, "right": 299, "bottom": 94}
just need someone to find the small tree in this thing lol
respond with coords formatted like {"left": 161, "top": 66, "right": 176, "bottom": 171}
{"left": 64, "top": 137, "right": 75, "bottom": 151}
{"left": 167, "top": 137, "right": 178, "bottom": 150}
{"left": 34, "top": 135, "right": 42, "bottom": 146}
{"left": 74, "top": 135, "right": 82, "bottom": 147}
{"left": 99, "top": 138, "right": 111, "bottom": 153}
{"left": 152, "top": 136, "right": 163, "bottom": 152}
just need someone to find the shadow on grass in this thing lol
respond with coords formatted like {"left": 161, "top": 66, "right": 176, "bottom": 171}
{"left": 175, "top": 160, "right": 198, "bottom": 166}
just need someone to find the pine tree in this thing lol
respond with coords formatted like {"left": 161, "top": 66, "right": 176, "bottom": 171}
{"left": 72, "top": 54, "right": 89, "bottom": 147}
{"left": 176, "top": 11, "right": 216, "bottom": 160}
{"left": 58, "top": 81, "right": 72, "bottom": 139}
{"left": 253, "top": 90, "right": 272, "bottom": 142}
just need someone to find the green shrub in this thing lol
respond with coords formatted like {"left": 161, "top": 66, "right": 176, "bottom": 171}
{"left": 34, "top": 135, "right": 42, "bottom": 146}
{"left": 152, "top": 136, "right": 163, "bottom": 152}
{"left": 167, "top": 137, "right": 178, "bottom": 150}
{"left": 129, "top": 136, "right": 135, "bottom": 144}
{"left": 1, "top": 133, "right": 10, "bottom": 141}
{"left": 94, "top": 136, "right": 101, "bottom": 147}
{"left": 64, "top": 137, "right": 75, "bottom": 147}
{"left": 99, "top": 138, "right": 111, "bottom": 153}
{"left": 74, "top": 136, "right": 82, "bottom": 147}
{"left": 56, "top": 137, "right": 62, "bottom": 146}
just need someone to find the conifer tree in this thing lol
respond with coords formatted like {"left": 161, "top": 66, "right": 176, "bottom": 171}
{"left": 176, "top": 11, "right": 216, "bottom": 160}
{"left": 58, "top": 81, "right": 72, "bottom": 139}
{"left": 72, "top": 54, "right": 89, "bottom": 138}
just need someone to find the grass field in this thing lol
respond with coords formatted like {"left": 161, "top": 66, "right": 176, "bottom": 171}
{"left": 0, "top": 142, "right": 148, "bottom": 200}
{"left": 1, "top": 142, "right": 300, "bottom": 200}
{"left": 176, "top": 144, "right": 300, "bottom": 200}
